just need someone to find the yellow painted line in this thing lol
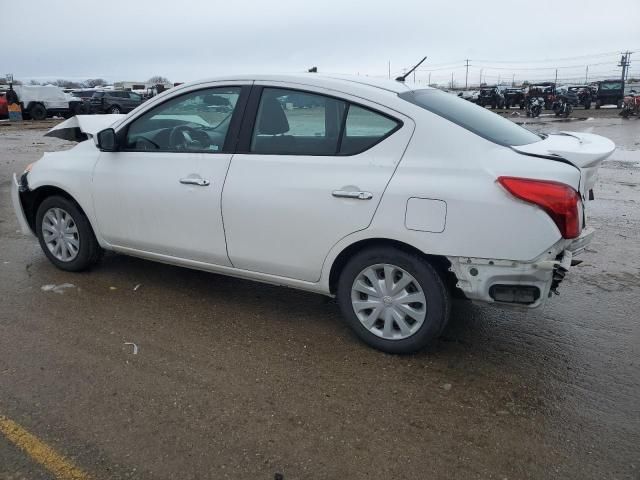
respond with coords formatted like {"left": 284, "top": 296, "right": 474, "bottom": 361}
{"left": 0, "top": 414, "right": 91, "bottom": 480}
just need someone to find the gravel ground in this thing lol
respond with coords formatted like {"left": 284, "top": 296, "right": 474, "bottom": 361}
{"left": 0, "top": 114, "right": 638, "bottom": 479}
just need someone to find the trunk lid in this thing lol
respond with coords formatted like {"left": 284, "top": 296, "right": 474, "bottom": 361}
{"left": 512, "top": 131, "right": 615, "bottom": 196}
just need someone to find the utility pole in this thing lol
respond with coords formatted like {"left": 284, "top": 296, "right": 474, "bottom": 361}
{"left": 479, "top": 68, "right": 483, "bottom": 86}
{"left": 585, "top": 65, "right": 589, "bottom": 83}
{"left": 451, "top": 72, "right": 454, "bottom": 88}
{"left": 413, "top": 69, "right": 416, "bottom": 83}
{"left": 428, "top": 72, "right": 431, "bottom": 86}
{"left": 619, "top": 51, "right": 632, "bottom": 84}
{"left": 554, "top": 68, "right": 558, "bottom": 85}
{"left": 512, "top": 73, "right": 515, "bottom": 87}
{"left": 464, "top": 59, "right": 470, "bottom": 89}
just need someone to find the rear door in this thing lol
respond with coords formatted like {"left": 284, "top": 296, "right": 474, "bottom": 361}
{"left": 221, "top": 83, "right": 414, "bottom": 282}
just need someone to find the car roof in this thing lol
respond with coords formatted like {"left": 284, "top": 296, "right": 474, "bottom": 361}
{"left": 178, "top": 73, "right": 428, "bottom": 97}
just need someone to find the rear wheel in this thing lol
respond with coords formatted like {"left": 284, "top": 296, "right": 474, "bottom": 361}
{"left": 617, "top": 99, "right": 623, "bottom": 109}
{"left": 108, "top": 105, "right": 121, "bottom": 114}
{"left": 337, "top": 247, "right": 450, "bottom": 354}
{"left": 35, "top": 196, "right": 103, "bottom": 272}
{"left": 29, "top": 103, "right": 47, "bottom": 121}
{"left": 595, "top": 100, "right": 601, "bottom": 109}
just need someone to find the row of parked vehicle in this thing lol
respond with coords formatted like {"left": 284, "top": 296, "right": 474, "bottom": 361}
{"left": 0, "top": 84, "right": 162, "bottom": 121}
{"left": 457, "top": 79, "right": 632, "bottom": 111}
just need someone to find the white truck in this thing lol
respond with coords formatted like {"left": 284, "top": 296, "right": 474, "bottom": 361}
{"left": 13, "top": 85, "right": 88, "bottom": 120}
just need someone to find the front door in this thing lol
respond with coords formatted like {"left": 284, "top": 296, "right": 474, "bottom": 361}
{"left": 92, "top": 84, "right": 248, "bottom": 265}
{"left": 222, "top": 84, "right": 414, "bottom": 282}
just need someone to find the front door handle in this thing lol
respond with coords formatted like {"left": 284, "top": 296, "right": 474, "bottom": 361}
{"left": 180, "top": 178, "right": 210, "bottom": 187}
{"left": 332, "top": 190, "right": 373, "bottom": 200}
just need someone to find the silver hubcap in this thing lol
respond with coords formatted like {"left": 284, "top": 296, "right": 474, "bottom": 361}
{"left": 42, "top": 207, "right": 80, "bottom": 262}
{"left": 351, "top": 264, "right": 427, "bottom": 340}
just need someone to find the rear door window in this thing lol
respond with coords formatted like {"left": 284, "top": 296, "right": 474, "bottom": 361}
{"left": 249, "top": 87, "right": 401, "bottom": 156}
{"left": 250, "top": 88, "right": 346, "bottom": 155}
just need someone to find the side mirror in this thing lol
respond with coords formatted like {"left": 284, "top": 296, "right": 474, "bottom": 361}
{"left": 96, "top": 128, "right": 118, "bottom": 151}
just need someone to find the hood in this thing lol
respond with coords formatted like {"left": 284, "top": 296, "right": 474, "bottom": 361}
{"left": 45, "top": 114, "right": 125, "bottom": 142}
{"left": 512, "top": 131, "right": 615, "bottom": 194}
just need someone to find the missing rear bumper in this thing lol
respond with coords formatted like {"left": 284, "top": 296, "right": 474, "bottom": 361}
{"left": 447, "top": 244, "right": 584, "bottom": 308}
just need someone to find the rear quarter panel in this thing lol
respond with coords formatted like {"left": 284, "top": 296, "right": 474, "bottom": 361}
{"left": 364, "top": 108, "right": 581, "bottom": 262}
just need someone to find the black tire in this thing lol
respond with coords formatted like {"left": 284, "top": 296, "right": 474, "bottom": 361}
{"left": 108, "top": 105, "right": 121, "bottom": 114}
{"left": 336, "top": 247, "right": 450, "bottom": 354}
{"left": 584, "top": 101, "right": 591, "bottom": 110}
{"left": 29, "top": 103, "right": 47, "bottom": 121}
{"left": 595, "top": 100, "right": 601, "bottom": 109}
{"left": 617, "top": 99, "right": 623, "bottom": 109}
{"left": 35, "top": 195, "right": 103, "bottom": 272}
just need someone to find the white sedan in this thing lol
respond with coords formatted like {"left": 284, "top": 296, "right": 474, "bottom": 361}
{"left": 12, "top": 74, "right": 615, "bottom": 353}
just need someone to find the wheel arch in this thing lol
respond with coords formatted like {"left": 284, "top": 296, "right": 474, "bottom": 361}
{"left": 327, "top": 237, "right": 458, "bottom": 296}
{"left": 21, "top": 185, "right": 94, "bottom": 236}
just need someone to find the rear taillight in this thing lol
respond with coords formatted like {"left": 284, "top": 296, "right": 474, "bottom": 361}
{"left": 497, "top": 176, "right": 581, "bottom": 239}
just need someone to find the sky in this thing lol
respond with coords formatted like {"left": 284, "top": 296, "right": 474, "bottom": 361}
{"left": 4, "top": 0, "right": 639, "bottom": 87}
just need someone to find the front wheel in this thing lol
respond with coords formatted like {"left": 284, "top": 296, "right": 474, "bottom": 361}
{"left": 108, "top": 105, "right": 121, "bottom": 114}
{"left": 36, "top": 196, "right": 103, "bottom": 272}
{"left": 337, "top": 247, "right": 450, "bottom": 354}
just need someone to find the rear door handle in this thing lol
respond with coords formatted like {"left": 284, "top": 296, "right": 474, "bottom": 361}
{"left": 180, "top": 178, "right": 210, "bottom": 187}
{"left": 332, "top": 190, "right": 373, "bottom": 200}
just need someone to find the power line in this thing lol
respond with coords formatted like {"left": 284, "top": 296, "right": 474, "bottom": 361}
{"left": 472, "top": 49, "right": 639, "bottom": 64}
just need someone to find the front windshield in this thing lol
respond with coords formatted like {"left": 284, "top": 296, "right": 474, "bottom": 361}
{"left": 399, "top": 89, "right": 541, "bottom": 146}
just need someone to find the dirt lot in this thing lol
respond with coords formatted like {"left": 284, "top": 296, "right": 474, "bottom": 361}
{"left": 0, "top": 114, "right": 639, "bottom": 479}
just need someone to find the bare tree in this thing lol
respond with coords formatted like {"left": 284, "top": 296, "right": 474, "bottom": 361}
{"left": 148, "top": 75, "right": 170, "bottom": 84}
{"left": 29, "top": 80, "right": 41, "bottom": 85}
{"left": 85, "top": 78, "right": 107, "bottom": 88}
{"left": 53, "top": 79, "right": 83, "bottom": 88}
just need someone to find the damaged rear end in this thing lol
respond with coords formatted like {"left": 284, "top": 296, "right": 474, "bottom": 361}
{"left": 450, "top": 131, "right": 615, "bottom": 308}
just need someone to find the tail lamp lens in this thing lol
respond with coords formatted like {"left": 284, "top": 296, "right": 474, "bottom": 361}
{"left": 497, "top": 176, "right": 581, "bottom": 239}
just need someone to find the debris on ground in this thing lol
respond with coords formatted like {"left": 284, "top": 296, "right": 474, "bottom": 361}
{"left": 124, "top": 342, "right": 139, "bottom": 355}
{"left": 443, "top": 383, "right": 452, "bottom": 391}
{"left": 133, "top": 284, "right": 141, "bottom": 291}
{"left": 41, "top": 283, "right": 75, "bottom": 294}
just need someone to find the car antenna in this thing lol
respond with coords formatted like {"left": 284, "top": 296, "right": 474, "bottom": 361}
{"left": 395, "top": 56, "right": 427, "bottom": 82}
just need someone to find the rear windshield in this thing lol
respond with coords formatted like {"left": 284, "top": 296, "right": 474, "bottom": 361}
{"left": 399, "top": 89, "right": 541, "bottom": 146}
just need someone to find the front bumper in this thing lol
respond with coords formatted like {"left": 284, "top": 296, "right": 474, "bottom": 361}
{"left": 448, "top": 228, "right": 594, "bottom": 308}
{"left": 11, "top": 173, "right": 34, "bottom": 236}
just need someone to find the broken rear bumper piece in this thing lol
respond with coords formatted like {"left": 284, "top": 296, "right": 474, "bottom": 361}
{"left": 447, "top": 228, "right": 595, "bottom": 308}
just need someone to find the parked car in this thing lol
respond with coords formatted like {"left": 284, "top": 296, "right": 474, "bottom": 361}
{"left": 90, "top": 90, "right": 144, "bottom": 114}
{"left": 12, "top": 74, "right": 614, "bottom": 353}
{"left": 503, "top": 87, "right": 525, "bottom": 109}
{"left": 71, "top": 89, "right": 99, "bottom": 101}
{"left": 477, "top": 86, "right": 505, "bottom": 108}
{"left": 457, "top": 90, "right": 480, "bottom": 102}
{"left": 0, "top": 92, "right": 7, "bottom": 118}
{"left": 12, "top": 85, "right": 88, "bottom": 120}
{"left": 594, "top": 79, "right": 625, "bottom": 108}
{"left": 526, "top": 83, "right": 556, "bottom": 110}
{"left": 567, "top": 85, "right": 594, "bottom": 109}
